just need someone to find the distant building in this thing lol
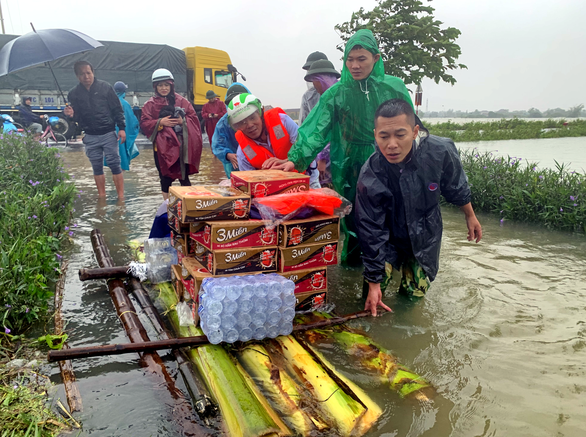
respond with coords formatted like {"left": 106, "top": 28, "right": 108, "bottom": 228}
{"left": 284, "top": 108, "right": 300, "bottom": 123}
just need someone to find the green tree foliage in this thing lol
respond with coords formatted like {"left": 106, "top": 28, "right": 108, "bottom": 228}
{"left": 335, "top": 0, "right": 467, "bottom": 85}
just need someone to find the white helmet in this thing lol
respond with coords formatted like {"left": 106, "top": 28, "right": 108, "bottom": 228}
{"left": 152, "top": 68, "right": 174, "bottom": 83}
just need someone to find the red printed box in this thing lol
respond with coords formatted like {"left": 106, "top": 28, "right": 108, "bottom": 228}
{"left": 295, "top": 290, "right": 328, "bottom": 311}
{"left": 279, "top": 215, "right": 339, "bottom": 247}
{"left": 191, "top": 220, "right": 277, "bottom": 250}
{"left": 193, "top": 241, "right": 278, "bottom": 275}
{"left": 231, "top": 170, "right": 309, "bottom": 198}
{"left": 278, "top": 242, "right": 338, "bottom": 272}
{"left": 168, "top": 212, "right": 190, "bottom": 234}
{"left": 168, "top": 185, "right": 250, "bottom": 222}
{"left": 277, "top": 267, "right": 327, "bottom": 294}
{"left": 170, "top": 230, "right": 195, "bottom": 256}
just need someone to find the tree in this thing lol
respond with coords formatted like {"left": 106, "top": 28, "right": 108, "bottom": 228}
{"left": 335, "top": 0, "right": 467, "bottom": 85}
{"left": 567, "top": 104, "right": 584, "bottom": 118}
{"left": 527, "top": 108, "right": 542, "bottom": 118}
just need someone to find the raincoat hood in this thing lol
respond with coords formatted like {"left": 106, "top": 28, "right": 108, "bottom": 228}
{"left": 116, "top": 91, "right": 126, "bottom": 99}
{"left": 341, "top": 29, "right": 384, "bottom": 83}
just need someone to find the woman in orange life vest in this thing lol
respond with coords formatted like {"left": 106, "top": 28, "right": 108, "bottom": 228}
{"left": 226, "top": 93, "right": 320, "bottom": 188}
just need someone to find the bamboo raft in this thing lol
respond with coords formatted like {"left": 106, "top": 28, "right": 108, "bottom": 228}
{"left": 69, "top": 229, "right": 434, "bottom": 436}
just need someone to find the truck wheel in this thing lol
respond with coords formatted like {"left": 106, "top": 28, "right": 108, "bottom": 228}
{"left": 53, "top": 114, "right": 76, "bottom": 139}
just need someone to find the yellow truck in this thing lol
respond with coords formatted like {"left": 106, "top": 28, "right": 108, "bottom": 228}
{"left": 0, "top": 36, "right": 245, "bottom": 137}
{"left": 184, "top": 46, "right": 246, "bottom": 109}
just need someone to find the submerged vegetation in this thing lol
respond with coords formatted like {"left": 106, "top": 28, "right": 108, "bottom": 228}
{"left": 428, "top": 118, "right": 586, "bottom": 142}
{"left": 460, "top": 149, "right": 586, "bottom": 232}
{"left": 0, "top": 133, "right": 75, "bottom": 334}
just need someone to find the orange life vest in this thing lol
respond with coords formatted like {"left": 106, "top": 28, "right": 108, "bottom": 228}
{"left": 235, "top": 108, "right": 292, "bottom": 169}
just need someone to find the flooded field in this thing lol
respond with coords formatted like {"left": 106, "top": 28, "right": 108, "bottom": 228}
{"left": 51, "top": 139, "right": 586, "bottom": 436}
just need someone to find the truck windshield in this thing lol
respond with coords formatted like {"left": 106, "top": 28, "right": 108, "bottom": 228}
{"left": 215, "top": 71, "right": 233, "bottom": 89}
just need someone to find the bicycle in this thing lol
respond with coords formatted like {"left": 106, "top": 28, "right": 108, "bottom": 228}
{"left": 40, "top": 115, "right": 68, "bottom": 147}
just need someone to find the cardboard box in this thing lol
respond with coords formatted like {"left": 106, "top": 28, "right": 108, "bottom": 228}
{"left": 231, "top": 170, "right": 310, "bottom": 198}
{"left": 181, "top": 257, "right": 263, "bottom": 296}
{"left": 277, "top": 267, "right": 327, "bottom": 294}
{"left": 295, "top": 290, "right": 328, "bottom": 311}
{"left": 193, "top": 241, "right": 277, "bottom": 275}
{"left": 278, "top": 242, "right": 338, "bottom": 272}
{"left": 279, "top": 215, "right": 339, "bottom": 247}
{"left": 168, "top": 212, "right": 190, "bottom": 234}
{"left": 168, "top": 186, "right": 250, "bottom": 223}
{"left": 170, "top": 230, "right": 195, "bottom": 256}
{"left": 191, "top": 220, "right": 277, "bottom": 250}
{"left": 171, "top": 264, "right": 196, "bottom": 301}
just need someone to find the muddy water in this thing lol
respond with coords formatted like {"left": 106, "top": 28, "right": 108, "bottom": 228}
{"left": 53, "top": 141, "right": 586, "bottom": 437}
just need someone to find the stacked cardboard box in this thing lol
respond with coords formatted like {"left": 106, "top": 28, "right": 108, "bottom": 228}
{"left": 231, "top": 171, "right": 339, "bottom": 309}
{"left": 168, "top": 170, "right": 339, "bottom": 312}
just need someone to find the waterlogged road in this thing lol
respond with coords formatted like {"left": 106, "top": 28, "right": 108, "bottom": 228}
{"left": 53, "top": 141, "right": 586, "bottom": 436}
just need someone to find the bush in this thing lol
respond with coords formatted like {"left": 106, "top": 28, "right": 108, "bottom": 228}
{"left": 428, "top": 118, "right": 586, "bottom": 141}
{"left": 0, "top": 133, "right": 75, "bottom": 334}
{"left": 460, "top": 148, "right": 586, "bottom": 232}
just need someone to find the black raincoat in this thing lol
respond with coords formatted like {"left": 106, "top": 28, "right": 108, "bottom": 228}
{"left": 355, "top": 131, "right": 471, "bottom": 284}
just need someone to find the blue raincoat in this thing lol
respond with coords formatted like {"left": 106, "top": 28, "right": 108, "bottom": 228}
{"left": 211, "top": 82, "right": 250, "bottom": 177}
{"left": 105, "top": 91, "right": 139, "bottom": 171}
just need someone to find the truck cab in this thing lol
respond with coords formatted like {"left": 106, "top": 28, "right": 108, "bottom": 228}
{"left": 184, "top": 46, "right": 239, "bottom": 113}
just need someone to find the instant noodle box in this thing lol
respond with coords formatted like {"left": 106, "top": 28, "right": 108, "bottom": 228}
{"left": 193, "top": 241, "right": 278, "bottom": 275}
{"left": 295, "top": 290, "right": 328, "bottom": 311}
{"left": 171, "top": 263, "right": 196, "bottom": 302}
{"left": 277, "top": 267, "right": 327, "bottom": 294}
{"left": 278, "top": 241, "right": 338, "bottom": 272}
{"left": 168, "top": 212, "right": 190, "bottom": 234}
{"left": 279, "top": 215, "right": 339, "bottom": 247}
{"left": 181, "top": 257, "right": 263, "bottom": 297}
{"left": 191, "top": 220, "right": 277, "bottom": 251}
{"left": 170, "top": 230, "right": 195, "bottom": 256}
{"left": 230, "top": 170, "right": 310, "bottom": 198}
{"left": 168, "top": 185, "right": 251, "bottom": 222}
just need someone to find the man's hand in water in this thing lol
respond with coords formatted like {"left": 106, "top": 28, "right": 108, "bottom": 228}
{"left": 365, "top": 282, "right": 392, "bottom": 317}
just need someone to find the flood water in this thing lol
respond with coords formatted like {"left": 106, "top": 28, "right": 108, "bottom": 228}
{"left": 52, "top": 138, "right": 586, "bottom": 437}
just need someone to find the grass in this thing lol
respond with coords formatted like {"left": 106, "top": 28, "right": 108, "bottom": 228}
{"left": 0, "top": 132, "right": 76, "bottom": 334}
{"left": 459, "top": 148, "right": 586, "bottom": 232}
{"left": 428, "top": 118, "right": 586, "bottom": 141}
{"left": 0, "top": 336, "right": 72, "bottom": 436}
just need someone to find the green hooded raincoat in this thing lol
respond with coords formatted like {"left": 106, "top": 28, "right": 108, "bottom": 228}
{"left": 287, "top": 29, "right": 413, "bottom": 264}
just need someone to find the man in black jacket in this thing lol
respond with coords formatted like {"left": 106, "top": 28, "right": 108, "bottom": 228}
{"left": 64, "top": 61, "right": 126, "bottom": 198}
{"left": 356, "top": 99, "right": 482, "bottom": 316}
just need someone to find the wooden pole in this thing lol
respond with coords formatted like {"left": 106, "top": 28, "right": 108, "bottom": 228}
{"left": 89, "top": 229, "right": 211, "bottom": 436}
{"left": 125, "top": 278, "right": 214, "bottom": 417}
{"left": 78, "top": 266, "right": 131, "bottom": 281}
{"left": 48, "top": 310, "right": 376, "bottom": 361}
{"left": 54, "top": 261, "right": 83, "bottom": 413}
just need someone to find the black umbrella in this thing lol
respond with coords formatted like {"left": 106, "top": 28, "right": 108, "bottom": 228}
{"left": 0, "top": 25, "right": 103, "bottom": 103}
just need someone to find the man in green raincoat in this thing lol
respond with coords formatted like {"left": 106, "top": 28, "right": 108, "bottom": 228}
{"left": 268, "top": 29, "right": 413, "bottom": 266}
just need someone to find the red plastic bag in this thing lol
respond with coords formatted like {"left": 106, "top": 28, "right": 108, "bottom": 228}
{"left": 252, "top": 188, "right": 352, "bottom": 227}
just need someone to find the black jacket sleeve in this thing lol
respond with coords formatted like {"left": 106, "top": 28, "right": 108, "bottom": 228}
{"left": 440, "top": 139, "right": 471, "bottom": 207}
{"left": 355, "top": 160, "right": 395, "bottom": 283}
{"left": 107, "top": 85, "right": 125, "bottom": 131}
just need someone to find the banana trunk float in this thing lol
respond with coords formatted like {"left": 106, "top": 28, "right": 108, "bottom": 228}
{"left": 157, "top": 282, "right": 291, "bottom": 437}
{"left": 296, "top": 312, "right": 434, "bottom": 401}
{"left": 269, "top": 335, "right": 380, "bottom": 436}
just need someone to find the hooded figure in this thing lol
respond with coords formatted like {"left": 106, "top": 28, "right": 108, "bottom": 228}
{"left": 211, "top": 82, "right": 250, "bottom": 177}
{"left": 140, "top": 69, "right": 203, "bottom": 197}
{"left": 286, "top": 29, "right": 413, "bottom": 265}
{"left": 105, "top": 82, "right": 139, "bottom": 171}
{"left": 17, "top": 97, "right": 43, "bottom": 134}
{"left": 202, "top": 90, "right": 227, "bottom": 146}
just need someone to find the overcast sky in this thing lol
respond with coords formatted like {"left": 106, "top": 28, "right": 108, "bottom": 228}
{"left": 2, "top": 0, "right": 584, "bottom": 112}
